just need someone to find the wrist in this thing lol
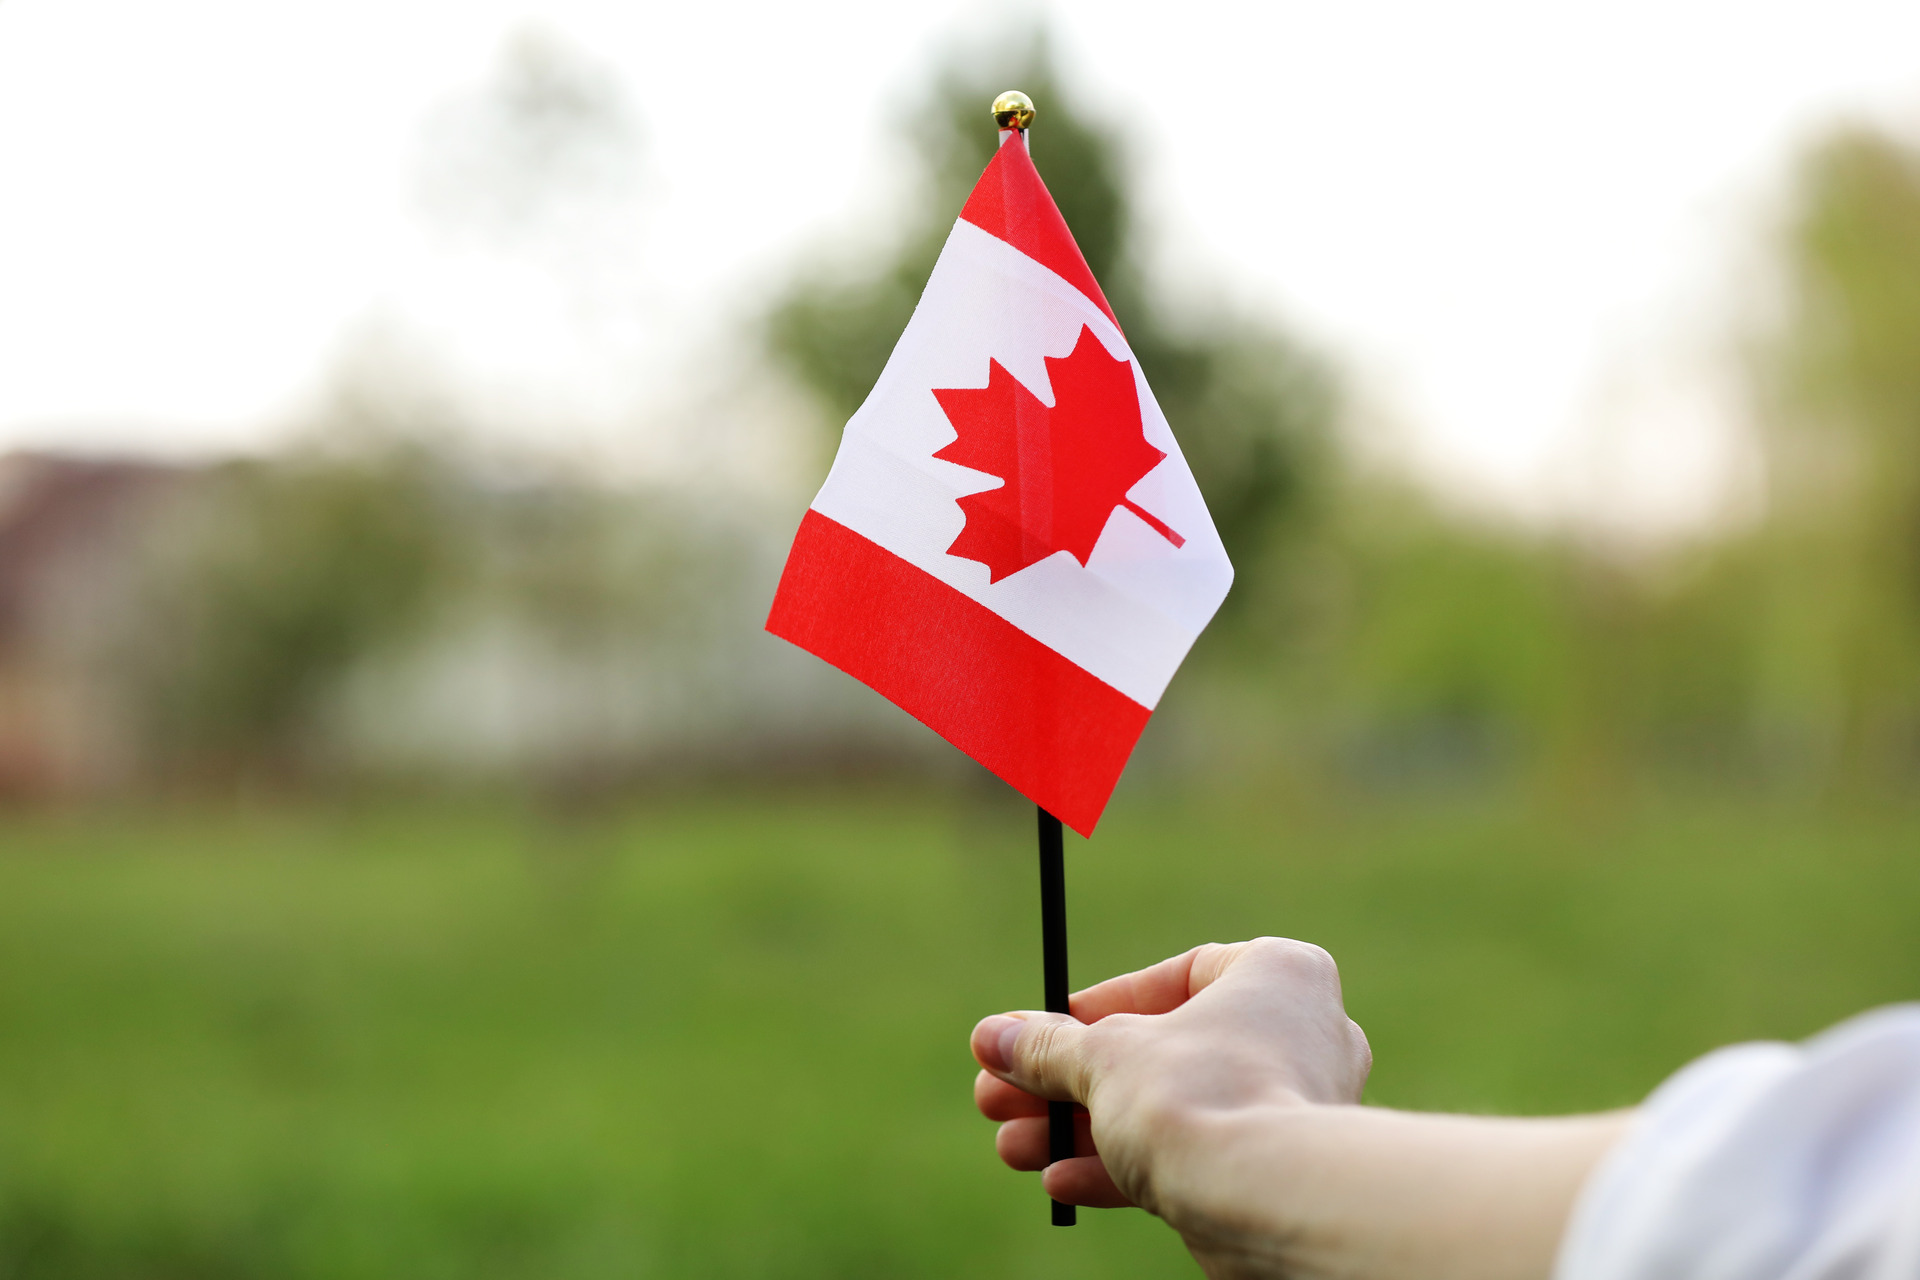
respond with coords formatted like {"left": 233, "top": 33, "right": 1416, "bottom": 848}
{"left": 1142, "top": 1103, "right": 1633, "bottom": 1280}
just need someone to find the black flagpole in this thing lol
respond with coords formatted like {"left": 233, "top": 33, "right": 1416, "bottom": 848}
{"left": 1037, "top": 805, "right": 1076, "bottom": 1226}
{"left": 991, "top": 87, "right": 1074, "bottom": 1227}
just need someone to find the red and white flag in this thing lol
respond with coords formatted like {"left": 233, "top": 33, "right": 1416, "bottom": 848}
{"left": 766, "top": 128, "right": 1233, "bottom": 836}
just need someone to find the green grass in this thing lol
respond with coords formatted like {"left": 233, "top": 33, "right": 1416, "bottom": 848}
{"left": 2, "top": 784, "right": 1918, "bottom": 1277}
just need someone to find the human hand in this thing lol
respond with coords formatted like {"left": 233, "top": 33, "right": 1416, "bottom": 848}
{"left": 970, "top": 938, "right": 1371, "bottom": 1216}
{"left": 971, "top": 938, "right": 1627, "bottom": 1280}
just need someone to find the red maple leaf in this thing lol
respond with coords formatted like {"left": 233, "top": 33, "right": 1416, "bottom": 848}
{"left": 932, "top": 326, "right": 1184, "bottom": 584}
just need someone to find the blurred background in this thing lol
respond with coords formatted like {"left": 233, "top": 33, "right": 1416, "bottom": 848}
{"left": 5, "top": 1, "right": 1920, "bottom": 1275}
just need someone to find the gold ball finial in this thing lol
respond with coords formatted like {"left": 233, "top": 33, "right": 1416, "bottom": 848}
{"left": 992, "top": 90, "right": 1035, "bottom": 132}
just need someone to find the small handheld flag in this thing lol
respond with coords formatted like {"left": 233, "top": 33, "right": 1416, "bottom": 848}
{"left": 766, "top": 89, "right": 1233, "bottom": 1224}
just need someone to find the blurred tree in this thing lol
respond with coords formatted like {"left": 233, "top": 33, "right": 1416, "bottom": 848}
{"left": 412, "top": 24, "right": 649, "bottom": 336}
{"left": 1753, "top": 125, "right": 1920, "bottom": 781}
{"left": 415, "top": 26, "right": 643, "bottom": 245}
{"left": 1309, "top": 121, "right": 1920, "bottom": 799}
{"left": 129, "top": 448, "right": 455, "bottom": 780}
{"left": 765, "top": 34, "right": 1336, "bottom": 621}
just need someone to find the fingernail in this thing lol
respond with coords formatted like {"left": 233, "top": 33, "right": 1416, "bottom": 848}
{"left": 975, "top": 1015, "right": 1023, "bottom": 1072}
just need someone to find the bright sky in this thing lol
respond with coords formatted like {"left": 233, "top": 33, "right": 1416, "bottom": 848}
{"left": 3, "top": 0, "right": 1919, "bottom": 531}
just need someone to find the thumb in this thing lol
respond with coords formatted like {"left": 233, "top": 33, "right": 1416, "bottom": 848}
{"left": 971, "top": 1013, "right": 1094, "bottom": 1103}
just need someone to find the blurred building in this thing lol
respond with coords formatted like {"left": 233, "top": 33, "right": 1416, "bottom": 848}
{"left": 0, "top": 448, "right": 934, "bottom": 801}
{"left": 0, "top": 453, "right": 187, "bottom": 796}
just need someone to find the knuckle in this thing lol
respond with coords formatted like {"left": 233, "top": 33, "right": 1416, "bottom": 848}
{"left": 1195, "top": 939, "right": 1272, "bottom": 987}
{"left": 1254, "top": 936, "right": 1338, "bottom": 981}
{"left": 1018, "top": 1017, "right": 1086, "bottom": 1091}
{"left": 1020, "top": 1017, "right": 1066, "bottom": 1069}
{"left": 1186, "top": 942, "right": 1229, "bottom": 985}
{"left": 1349, "top": 1018, "right": 1374, "bottom": 1076}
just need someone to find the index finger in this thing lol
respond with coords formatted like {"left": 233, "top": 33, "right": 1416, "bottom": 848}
{"left": 1068, "top": 941, "right": 1263, "bottom": 1023}
{"left": 974, "top": 1068, "right": 1048, "bottom": 1121}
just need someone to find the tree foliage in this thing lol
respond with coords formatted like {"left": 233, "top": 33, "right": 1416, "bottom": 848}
{"left": 1749, "top": 125, "right": 1920, "bottom": 775}
{"left": 130, "top": 450, "right": 456, "bottom": 776}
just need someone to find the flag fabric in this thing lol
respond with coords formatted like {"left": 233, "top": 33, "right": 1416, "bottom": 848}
{"left": 766, "top": 129, "right": 1233, "bottom": 836}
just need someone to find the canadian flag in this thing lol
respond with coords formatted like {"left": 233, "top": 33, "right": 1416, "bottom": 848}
{"left": 767, "top": 128, "right": 1233, "bottom": 836}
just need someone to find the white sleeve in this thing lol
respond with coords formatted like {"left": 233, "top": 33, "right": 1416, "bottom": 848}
{"left": 1555, "top": 1005, "right": 1920, "bottom": 1280}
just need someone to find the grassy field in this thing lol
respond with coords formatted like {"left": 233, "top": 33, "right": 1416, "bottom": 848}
{"left": 2, "top": 783, "right": 1918, "bottom": 1278}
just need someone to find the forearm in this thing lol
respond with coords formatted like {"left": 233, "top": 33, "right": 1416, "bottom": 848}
{"left": 1151, "top": 1105, "right": 1634, "bottom": 1280}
